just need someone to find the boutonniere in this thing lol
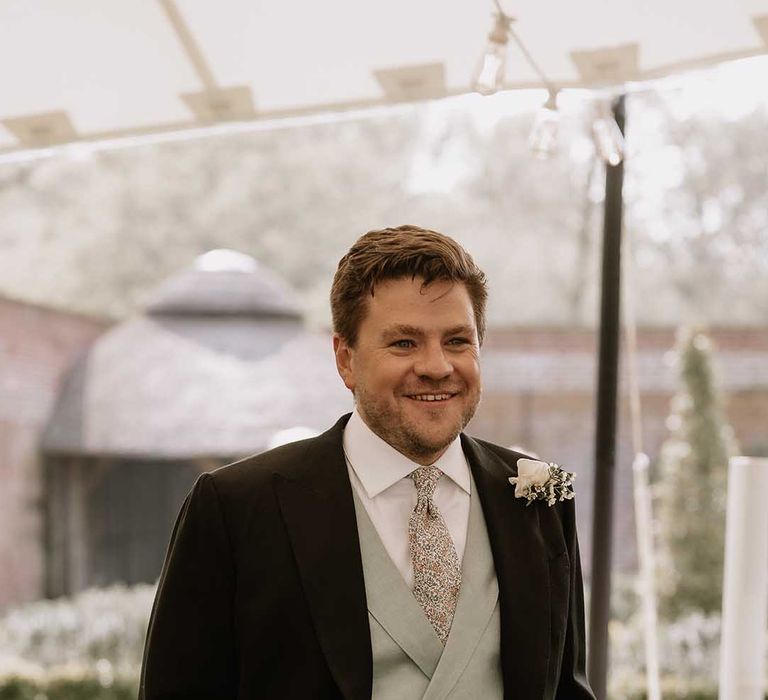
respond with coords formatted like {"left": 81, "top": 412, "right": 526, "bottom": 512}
{"left": 508, "top": 458, "right": 576, "bottom": 506}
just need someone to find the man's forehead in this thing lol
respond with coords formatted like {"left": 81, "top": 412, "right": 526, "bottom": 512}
{"left": 371, "top": 275, "right": 458, "bottom": 295}
{"left": 358, "top": 276, "right": 477, "bottom": 338}
{"left": 368, "top": 277, "right": 473, "bottom": 309}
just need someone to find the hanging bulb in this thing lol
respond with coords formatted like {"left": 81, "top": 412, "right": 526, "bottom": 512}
{"left": 529, "top": 88, "right": 560, "bottom": 159}
{"left": 592, "top": 100, "right": 625, "bottom": 166}
{"left": 473, "top": 13, "right": 512, "bottom": 95}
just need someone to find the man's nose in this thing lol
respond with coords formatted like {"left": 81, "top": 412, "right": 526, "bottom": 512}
{"left": 413, "top": 344, "right": 453, "bottom": 380}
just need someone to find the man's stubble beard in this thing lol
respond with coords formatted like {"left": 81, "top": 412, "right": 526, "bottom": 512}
{"left": 354, "top": 386, "right": 482, "bottom": 463}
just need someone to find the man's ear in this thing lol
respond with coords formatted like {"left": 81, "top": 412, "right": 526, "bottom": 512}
{"left": 333, "top": 334, "right": 356, "bottom": 392}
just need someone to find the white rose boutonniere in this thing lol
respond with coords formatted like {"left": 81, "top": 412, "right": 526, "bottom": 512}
{"left": 509, "top": 458, "right": 576, "bottom": 506}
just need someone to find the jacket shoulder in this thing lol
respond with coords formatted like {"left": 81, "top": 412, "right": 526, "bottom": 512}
{"left": 209, "top": 435, "right": 320, "bottom": 489}
{"left": 203, "top": 413, "right": 349, "bottom": 501}
{"left": 188, "top": 431, "right": 341, "bottom": 549}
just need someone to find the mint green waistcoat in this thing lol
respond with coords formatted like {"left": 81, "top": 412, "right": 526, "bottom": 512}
{"left": 352, "top": 469, "right": 504, "bottom": 700}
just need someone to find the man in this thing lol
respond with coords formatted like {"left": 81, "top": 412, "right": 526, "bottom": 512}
{"left": 140, "top": 225, "right": 594, "bottom": 700}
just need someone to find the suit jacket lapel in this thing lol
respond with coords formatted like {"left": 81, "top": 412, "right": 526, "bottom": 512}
{"left": 462, "top": 434, "right": 550, "bottom": 700}
{"left": 273, "top": 415, "right": 372, "bottom": 700}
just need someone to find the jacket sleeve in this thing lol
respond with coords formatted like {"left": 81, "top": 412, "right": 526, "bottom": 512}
{"left": 139, "top": 472, "right": 238, "bottom": 699}
{"left": 555, "top": 498, "right": 596, "bottom": 699}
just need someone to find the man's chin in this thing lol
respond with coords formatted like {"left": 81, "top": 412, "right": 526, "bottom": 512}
{"left": 403, "top": 403, "right": 474, "bottom": 438}
{"left": 404, "top": 425, "right": 462, "bottom": 459}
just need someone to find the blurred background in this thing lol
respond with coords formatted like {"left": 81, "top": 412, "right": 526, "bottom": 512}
{"left": 1, "top": 2, "right": 768, "bottom": 698}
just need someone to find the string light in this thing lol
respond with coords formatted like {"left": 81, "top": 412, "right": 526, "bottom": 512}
{"left": 473, "top": 12, "right": 512, "bottom": 95}
{"left": 592, "top": 99, "right": 625, "bottom": 165}
{"left": 473, "top": 1, "right": 566, "bottom": 159}
{"left": 474, "top": 2, "right": 626, "bottom": 163}
{"left": 529, "top": 88, "right": 560, "bottom": 159}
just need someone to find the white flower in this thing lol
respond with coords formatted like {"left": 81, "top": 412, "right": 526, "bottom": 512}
{"left": 509, "top": 458, "right": 576, "bottom": 506}
{"left": 509, "top": 458, "right": 550, "bottom": 494}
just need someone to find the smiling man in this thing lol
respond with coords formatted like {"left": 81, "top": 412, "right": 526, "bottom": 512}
{"left": 334, "top": 275, "right": 481, "bottom": 465}
{"left": 140, "top": 225, "right": 594, "bottom": 700}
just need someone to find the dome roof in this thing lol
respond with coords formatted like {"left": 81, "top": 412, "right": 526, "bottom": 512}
{"left": 146, "top": 249, "right": 302, "bottom": 318}
{"left": 43, "top": 253, "right": 351, "bottom": 458}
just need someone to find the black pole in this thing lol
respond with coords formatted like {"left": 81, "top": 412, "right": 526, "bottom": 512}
{"left": 588, "top": 93, "right": 626, "bottom": 700}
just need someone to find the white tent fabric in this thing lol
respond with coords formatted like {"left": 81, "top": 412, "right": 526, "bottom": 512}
{"left": 1, "top": 0, "right": 767, "bottom": 157}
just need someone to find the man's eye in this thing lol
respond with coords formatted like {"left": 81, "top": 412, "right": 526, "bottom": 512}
{"left": 448, "top": 337, "right": 470, "bottom": 346}
{"left": 392, "top": 339, "right": 414, "bottom": 348}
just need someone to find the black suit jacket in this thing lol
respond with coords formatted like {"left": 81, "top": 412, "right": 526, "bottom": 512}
{"left": 140, "top": 414, "right": 594, "bottom": 699}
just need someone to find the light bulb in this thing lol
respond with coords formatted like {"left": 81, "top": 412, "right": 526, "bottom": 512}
{"left": 473, "top": 13, "right": 511, "bottom": 96}
{"left": 529, "top": 89, "right": 560, "bottom": 159}
{"left": 592, "top": 102, "right": 625, "bottom": 166}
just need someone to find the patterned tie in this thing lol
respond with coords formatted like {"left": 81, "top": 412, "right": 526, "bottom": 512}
{"left": 408, "top": 465, "right": 462, "bottom": 645}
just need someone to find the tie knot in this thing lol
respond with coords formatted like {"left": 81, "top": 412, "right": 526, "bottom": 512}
{"left": 410, "top": 465, "right": 441, "bottom": 499}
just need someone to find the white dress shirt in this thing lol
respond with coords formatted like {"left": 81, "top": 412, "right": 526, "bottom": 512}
{"left": 343, "top": 409, "right": 471, "bottom": 589}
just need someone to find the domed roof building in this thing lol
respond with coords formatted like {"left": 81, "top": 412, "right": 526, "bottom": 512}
{"left": 43, "top": 250, "right": 351, "bottom": 595}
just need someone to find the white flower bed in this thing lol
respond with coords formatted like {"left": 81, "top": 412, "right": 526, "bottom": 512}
{"left": 0, "top": 583, "right": 155, "bottom": 680}
{"left": 610, "top": 610, "right": 722, "bottom": 697}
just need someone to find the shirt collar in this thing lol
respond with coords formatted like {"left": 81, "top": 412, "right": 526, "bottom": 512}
{"left": 343, "top": 408, "right": 471, "bottom": 498}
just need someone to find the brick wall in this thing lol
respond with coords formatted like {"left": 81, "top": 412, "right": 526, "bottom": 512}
{"left": 0, "top": 297, "right": 108, "bottom": 611}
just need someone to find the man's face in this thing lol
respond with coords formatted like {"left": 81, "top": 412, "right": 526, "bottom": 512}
{"left": 334, "top": 276, "right": 482, "bottom": 465}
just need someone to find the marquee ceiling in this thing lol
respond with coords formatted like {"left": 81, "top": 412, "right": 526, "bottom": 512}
{"left": 1, "top": 0, "right": 767, "bottom": 158}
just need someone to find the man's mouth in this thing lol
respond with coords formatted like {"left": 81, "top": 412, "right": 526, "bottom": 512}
{"left": 405, "top": 393, "right": 456, "bottom": 402}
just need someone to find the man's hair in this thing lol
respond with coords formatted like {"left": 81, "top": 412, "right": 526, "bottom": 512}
{"left": 330, "top": 225, "right": 488, "bottom": 347}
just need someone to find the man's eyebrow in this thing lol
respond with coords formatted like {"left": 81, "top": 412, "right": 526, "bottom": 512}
{"left": 444, "top": 325, "right": 475, "bottom": 337}
{"left": 380, "top": 324, "right": 476, "bottom": 339}
{"left": 381, "top": 325, "right": 424, "bottom": 339}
